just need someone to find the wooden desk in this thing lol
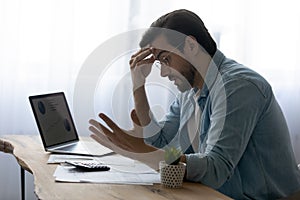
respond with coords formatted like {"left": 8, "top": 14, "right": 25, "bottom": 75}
{"left": 0, "top": 135, "right": 232, "bottom": 200}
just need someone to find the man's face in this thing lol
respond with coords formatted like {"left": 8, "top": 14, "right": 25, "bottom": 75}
{"left": 151, "top": 34, "right": 196, "bottom": 92}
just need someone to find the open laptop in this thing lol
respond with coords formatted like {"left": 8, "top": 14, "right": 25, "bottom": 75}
{"left": 29, "top": 92, "right": 113, "bottom": 157}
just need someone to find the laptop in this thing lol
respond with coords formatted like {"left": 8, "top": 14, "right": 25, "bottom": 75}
{"left": 29, "top": 92, "right": 113, "bottom": 157}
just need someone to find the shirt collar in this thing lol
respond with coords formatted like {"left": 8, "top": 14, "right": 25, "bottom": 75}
{"left": 199, "top": 49, "right": 225, "bottom": 98}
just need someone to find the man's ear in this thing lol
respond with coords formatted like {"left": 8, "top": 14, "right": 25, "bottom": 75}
{"left": 184, "top": 36, "right": 199, "bottom": 56}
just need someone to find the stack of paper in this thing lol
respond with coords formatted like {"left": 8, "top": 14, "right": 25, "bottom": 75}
{"left": 52, "top": 154, "right": 160, "bottom": 185}
{"left": 47, "top": 154, "right": 94, "bottom": 164}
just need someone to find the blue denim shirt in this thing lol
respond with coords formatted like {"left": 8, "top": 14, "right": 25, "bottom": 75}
{"left": 144, "top": 50, "right": 300, "bottom": 199}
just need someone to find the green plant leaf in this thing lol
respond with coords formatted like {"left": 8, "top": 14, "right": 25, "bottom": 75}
{"left": 164, "top": 147, "right": 182, "bottom": 165}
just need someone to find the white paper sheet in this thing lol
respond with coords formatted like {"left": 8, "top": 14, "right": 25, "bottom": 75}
{"left": 52, "top": 154, "right": 160, "bottom": 185}
{"left": 54, "top": 165, "right": 160, "bottom": 185}
{"left": 47, "top": 154, "right": 94, "bottom": 164}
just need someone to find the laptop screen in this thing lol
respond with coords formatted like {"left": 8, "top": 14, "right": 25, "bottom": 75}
{"left": 29, "top": 92, "right": 79, "bottom": 148}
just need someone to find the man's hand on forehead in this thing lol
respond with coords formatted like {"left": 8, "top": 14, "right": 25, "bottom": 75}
{"left": 130, "top": 47, "right": 156, "bottom": 68}
{"left": 147, "top": 47, "right": 162, "bottom": 60}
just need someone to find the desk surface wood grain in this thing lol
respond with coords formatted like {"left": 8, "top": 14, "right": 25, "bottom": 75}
{"left": 0, "top": 135, "right": 232, "bottom": 200}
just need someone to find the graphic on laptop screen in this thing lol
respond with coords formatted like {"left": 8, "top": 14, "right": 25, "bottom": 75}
{"left": 30, "top": 94, "right": 77, "bottom": 147}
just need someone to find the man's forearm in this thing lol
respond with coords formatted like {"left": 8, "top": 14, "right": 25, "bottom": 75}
{"left": 133, "top": 86, "right": 151, "bottom": 126}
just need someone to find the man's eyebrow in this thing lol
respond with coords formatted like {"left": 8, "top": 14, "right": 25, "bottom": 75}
{"left": 156, "top": 50, "right": 167, "bottom": 60}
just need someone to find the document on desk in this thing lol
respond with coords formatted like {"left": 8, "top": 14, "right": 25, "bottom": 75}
{"left": 53, "top": 154, "right": 160, "bottom": 185}
{"left": 47, "top": 154, "right": 94, "bottom": 164}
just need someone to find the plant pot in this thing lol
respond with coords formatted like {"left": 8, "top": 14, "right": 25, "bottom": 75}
{"left": 159, "top": 161, "right": 186, "bottom": 188}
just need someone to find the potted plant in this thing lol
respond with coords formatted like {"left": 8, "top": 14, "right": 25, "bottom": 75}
{"left": 159, "top": 147, "right": 186, "bottom": 188}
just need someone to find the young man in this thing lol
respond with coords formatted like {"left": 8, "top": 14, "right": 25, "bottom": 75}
{"left": 89, "top": 9, "right": 300, "bottom": 199}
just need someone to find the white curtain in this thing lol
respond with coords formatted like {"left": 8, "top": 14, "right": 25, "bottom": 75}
{"left": 1, "top": 0, "right": 300, "bottom": 199}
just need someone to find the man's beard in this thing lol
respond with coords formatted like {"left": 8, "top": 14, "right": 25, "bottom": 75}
{"left": 176, "top": 64, "right": 197, "bottom": 92}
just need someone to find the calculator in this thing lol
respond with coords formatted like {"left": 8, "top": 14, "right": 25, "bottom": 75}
{"left": 65, "top": 160, "right": 110, "bottom": 171}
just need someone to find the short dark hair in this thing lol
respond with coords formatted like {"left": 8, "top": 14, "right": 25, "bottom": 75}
{"left": 139, "top": 9, "right": 217, "bottom": 57}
